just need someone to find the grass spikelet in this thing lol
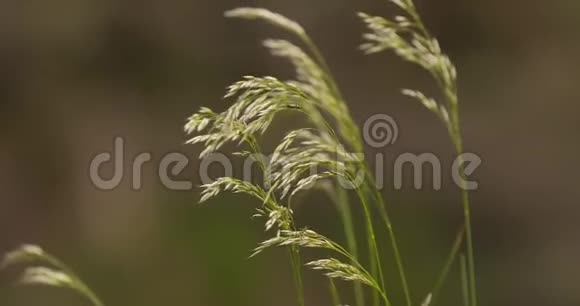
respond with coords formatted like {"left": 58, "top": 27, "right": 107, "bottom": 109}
{"left": 1, "top": 244, "right": 45, "bottom": 268}
{"left": 200, "top": 177, "right": 268, "bottom": 203}
{"left": 251, "top": 230, "right": 335, "bottom": 257}
{"left": 18, "top": 266, "right": 74, "bottom": 287}
{"left": 186, "top": 76, "right": 306, "bottom": 158}
{"left": 306, "top": 258, "right": 375, "bottom": 288}
{"left": 225, "top": 8, "right": 305, "bottom": 37}
{"left": 1, "top": 245, "right": 104, "bottom": 306}
{"left": 421, "top": 293, "right": 433, "bottom": 306}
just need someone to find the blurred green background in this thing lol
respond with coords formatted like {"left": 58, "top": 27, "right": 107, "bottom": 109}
{"left": 1, "top": 0, "right": 579, "bottom": 305}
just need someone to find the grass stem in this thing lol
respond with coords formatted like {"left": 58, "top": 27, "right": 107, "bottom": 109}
{"left": 430, "top": 225, "right": 465, "bottom": 304}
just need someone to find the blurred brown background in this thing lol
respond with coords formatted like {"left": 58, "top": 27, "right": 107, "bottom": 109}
{"left": 1, "top": 0, "right": 579, "bottom": 306}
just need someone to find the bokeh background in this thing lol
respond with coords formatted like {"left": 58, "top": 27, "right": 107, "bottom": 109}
{"left": 1, "top": 0, "right": 579, "bottom": 305}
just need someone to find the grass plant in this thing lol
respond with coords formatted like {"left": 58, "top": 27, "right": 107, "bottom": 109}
{"left": 2, "top": 2, "right": 478, "bottom": 306}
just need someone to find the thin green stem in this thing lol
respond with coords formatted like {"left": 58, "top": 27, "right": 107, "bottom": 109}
{"left": 290, "top": 247, "right": 306, "bottom": 306}
{"left": 362, "top": 167, "right": 412, "bottom": 306}
{"left": 326, "top": 229, "right": 391, "bottom": 306}
{"left": 293, "top": 39, "right": 369, "bottom": 306}
{"left": 329, "top": 279, "right": 342, "bottom": 306}
{"left": 80, "top": 285, "right": 105, "bottom": 306}
{"left": 333, "top": 187, "right": 365, "bottom": 306}
{"left": 460, "top": 254, "right": 470, "bottom": 306}
{"left": 298, "top": 119, "right": 364, "bottom": 306}
{"left": 369, "top": 232, "right": 381, "bottom": 306}
{"left": 430, "top": 226, "right": 465, "bottom": 304}
{"left": 304, "top": 36, "right": 397, "bottom": 305}
{"left": 458, "top": 168, "right": 477, "bottom": 306}
{"left": 247, "top": 136, "right": 306, "bottom": 306}
{"left": 449, "top": 103, "right": 478, "bottom": 306}
{"left": 350, "top": 178, "right": 388, "bottom": 306}
{"left": 300, "top": 27, "right": 407, "bottom": 306}
{"left": 376, "top": 198, "right": 412, "bottom": 306}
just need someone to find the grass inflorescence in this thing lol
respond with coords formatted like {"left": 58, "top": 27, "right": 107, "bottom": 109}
{"left": 1, "top": 245, "right": 104, "bottom": 306}
{"left": 2, "top": 1, "right": 478, "bottom": 306}
{"left": 184, "top": 1, "right": 479, "bottom": 306}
